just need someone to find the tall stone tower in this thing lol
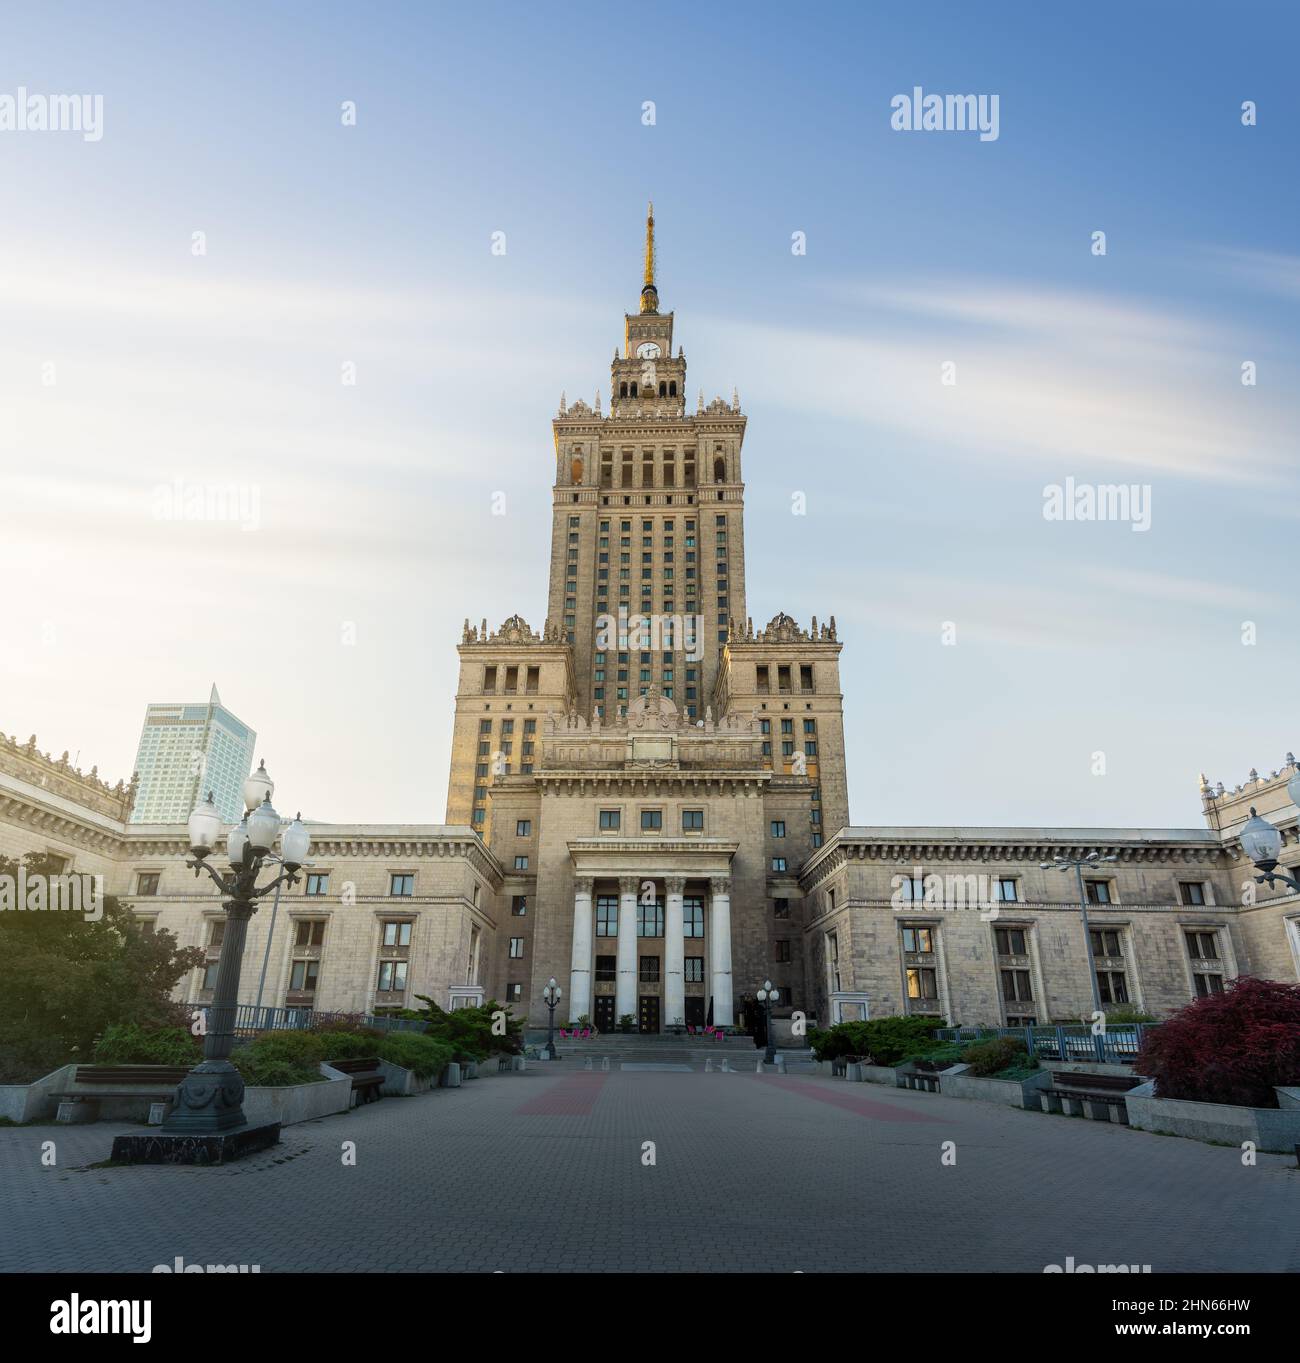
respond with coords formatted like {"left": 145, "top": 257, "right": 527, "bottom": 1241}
{"left": 547, "top": 202, "right": 748, "bottom": 721}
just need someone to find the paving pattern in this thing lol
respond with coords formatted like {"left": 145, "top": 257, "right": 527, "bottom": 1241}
{"left": 2, "top": 1066, "right": 1297, "bottom": 1273}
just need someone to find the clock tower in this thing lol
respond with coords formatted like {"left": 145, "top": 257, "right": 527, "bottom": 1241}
{"left": 544, "top": 204, "right": 749, "bottom": 719}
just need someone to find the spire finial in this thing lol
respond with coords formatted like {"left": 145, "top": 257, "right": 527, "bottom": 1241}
{"left": 639, "top": 201, "right": 659, "bottom": 314}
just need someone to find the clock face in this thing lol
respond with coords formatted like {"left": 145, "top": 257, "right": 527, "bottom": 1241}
{"left": 636, "top": 342, "right": 661, "bottom": 359}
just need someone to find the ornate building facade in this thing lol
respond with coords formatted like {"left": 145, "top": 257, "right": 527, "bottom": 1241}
{"left": 2, "top": 213, "right": 1298, "bottom": 1035}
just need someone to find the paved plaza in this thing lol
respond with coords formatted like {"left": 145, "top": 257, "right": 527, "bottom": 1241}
{"left": 2, "top": 1064, "right": 1297, "bottom": 1274}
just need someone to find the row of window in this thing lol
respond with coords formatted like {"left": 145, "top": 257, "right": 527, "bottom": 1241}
{"left": 136, "top": 870, "right": 422, "bottom": 898}
{"left": 892, "top": 876, "right": 1214, "bottom": 907}
{"left": 871, "top": 922, "right": 1229, "bottom": 1012}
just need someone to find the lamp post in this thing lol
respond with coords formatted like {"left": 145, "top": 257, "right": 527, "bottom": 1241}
{"left": 542, "top": 977, "right": 563, "bottom": 1060}
{"left": 1238, "top": 759, "right": 1300, "bottom": 894}
{"left": 757, "top": 979, "right": 779, "bottom": 1064}
{"left": 164, "top": 763, "right": 310, "bottom": 1137}
{"left": 1039, "top": 850, "right": 1117, "bottom": 1016}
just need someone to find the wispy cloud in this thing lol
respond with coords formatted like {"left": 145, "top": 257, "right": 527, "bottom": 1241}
{"left": 699, "top": 275, "right": 1298, "bottom": 488}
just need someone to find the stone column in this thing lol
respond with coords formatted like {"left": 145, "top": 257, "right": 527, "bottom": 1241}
{"left": 664, "top": 875, "right": 686, "bottom": 1029}
{"left": 616, "top": 875, "right": 639, "bottom": 1023}
{"left": 568, "top": 876, "right": 594, "bottom": 1023}
{"left": 709, "top": 875, "right": 734, "bottom": 1027}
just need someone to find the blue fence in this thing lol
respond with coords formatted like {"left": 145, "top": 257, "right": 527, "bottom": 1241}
{"left": 934, "top": 1023, "right": 1157, "bottom": 1065}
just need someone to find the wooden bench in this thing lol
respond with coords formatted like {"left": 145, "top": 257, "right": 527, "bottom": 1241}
{"left": 901, "top": 1067, "right": 943, "bottom": 1092}
{"left": 328, "top": 1057, "right": 385, "bottom": 1105}
{"left": 52, "top": 1065, "right": 192, "bottom": 1123}
{"left": 1040, "top": 1069, "right": 1137, "bottom": 1123}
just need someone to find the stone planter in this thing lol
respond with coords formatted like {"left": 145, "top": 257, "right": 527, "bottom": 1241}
{"left": 0, "top": 1063, "right": 77, "bottom": 1124}
{"left": 375, "top": 1059, "right": 435, "bottom": 1097}
{"left": 844, "top": 1062, "right": 863, "bottom": 1082}
{"left": 859, "top": 1065, "right": 901, "bottom": 1085}
{"left": 241, "top": 1063, "right": 351, "bottom": 1128}
{"left": 940, "top": 1067, "right": 1052, "bottom": 1109}
{"left": 440, "top": 1062, "right": 462, "bottom": 1088}
{"left": 462, "top": 1061, "right": 479, "bottom": 1080}
{"left": 1124, "top": 1081, "right": 1300, "bottom": 1153}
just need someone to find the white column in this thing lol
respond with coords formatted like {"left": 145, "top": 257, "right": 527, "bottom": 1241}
{"left": 664, "top": 875, "right": 685, "bottom": 1029}
{"left": 616, "top": 875, "right": 638, "bottom": 1022}
{"left": 709, "top": 875, "right": 734, "bottom": 1026}
{"left": 568, "top": 876, "right": 594, "bottom": 1023}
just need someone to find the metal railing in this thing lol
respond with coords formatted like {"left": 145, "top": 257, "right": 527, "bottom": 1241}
{"left": 227, "top": 1004, "right": 429, "bottom": 1038}
{"left": 935, "top": 1023, "right": 1157, "bottom": 1065}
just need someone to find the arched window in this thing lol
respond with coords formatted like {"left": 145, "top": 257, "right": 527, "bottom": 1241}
{"left": 658, "top": 381, "right": 667, "bottom": 397}
{"left": 714, "top": 455, "right": 726, "bottom": 482}
{"left": 571, "top": 456, "right": 583, "bottom": 484}
{"left": 619, "top": 382, "right": 628, "bottom": 398}
{"left": 630, "top": 382, "right": 638, "bottom": 397}
{"left": 668, "top": 381, "right": 677, "bottom": 397}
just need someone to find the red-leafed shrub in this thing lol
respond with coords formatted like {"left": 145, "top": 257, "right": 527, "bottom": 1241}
{"left": 1137, "top": 976, "right": 1300, "bottom": 1108}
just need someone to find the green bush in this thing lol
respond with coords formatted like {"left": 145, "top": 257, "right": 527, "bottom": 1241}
{"left": 399, "top": 996, "right": 524, "bottom": 1058}
{"left": 231, "top": 1055, "right": 322, "bottom": 1087}
{"left": 809, "top": 1016, "right": 941, "bottom": 1066}
{"left": 963, "top": 1036, "right": 1036, "bottom": 1078}
{"left": 375, "top": 1031, "right": 455, "bottom": 1079}
{"left": 91, "top": 1023, "right": 201, "bottom": 1066}
{"left": 899, "top": 1040, "right": 967, "bottom": 1068}
{"left": 317, "top": 1029, "right": 384, "bottom": 1060}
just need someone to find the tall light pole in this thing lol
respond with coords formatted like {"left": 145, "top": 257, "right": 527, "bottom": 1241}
{"left": 1039, "top": 850, "right": 1116, "bottom": 1016}
{"left": 757, "top": 979, "right": 779, "bottom": 1064}
{"left": 116, "top": 762, "right": 311, "bottom": 1162}
{"left": 542, "top": 977, "right": 563, "bottom": 1060}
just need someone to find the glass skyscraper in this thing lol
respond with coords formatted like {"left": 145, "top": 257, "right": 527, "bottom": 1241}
{"left": 128, "top": 685, "right": 256, "bottom": 825}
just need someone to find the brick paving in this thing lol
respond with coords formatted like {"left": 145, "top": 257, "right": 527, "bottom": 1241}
{"left": 1, "top": 1067, "right": 1297, "bottom": 1273}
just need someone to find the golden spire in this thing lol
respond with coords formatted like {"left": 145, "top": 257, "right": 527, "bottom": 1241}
{"left": 639, "top": 200, "right": 659, "bottom": 314}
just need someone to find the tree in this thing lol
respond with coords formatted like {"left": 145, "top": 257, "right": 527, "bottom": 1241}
{"left": 1136, "top": 975, "right": 1300, "bottom": 1108}
{"left": 0, "top": 852, "right": 204, "bottom": 1082}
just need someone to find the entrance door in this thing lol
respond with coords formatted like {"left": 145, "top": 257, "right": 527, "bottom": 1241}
{"left": 638, "top": 995, "right": 660, "bottom": 1034}
{"left": 594, "top": 996, "right": 615, "bottom": 1033}
{"left": 684, "top": 997, "right": 705, "bottom": 1029}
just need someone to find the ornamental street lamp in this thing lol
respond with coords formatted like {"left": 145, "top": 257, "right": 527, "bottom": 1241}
{"left": 757, "top": 979, "right": 780, "bottom": 1064}
{"left": 1239, "top": 759, "right": 1300, "bottom": 894}
{"left": 164, "top": 765, "right": 310, "bottom": 1137}
{"left": 542, "top": 977, "right": 563, "bottom": 1060}
{"left": 1039, "top": 851, "right": 1117, "bottom": 1016}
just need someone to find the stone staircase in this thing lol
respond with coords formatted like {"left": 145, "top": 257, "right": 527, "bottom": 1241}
{"left": 525, "top": 1031, "right": 815, "bottom": 1072}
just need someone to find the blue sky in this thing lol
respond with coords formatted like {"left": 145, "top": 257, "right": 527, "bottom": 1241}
{"left": 2, "top": 1, "right": 1297, "bottom": 827}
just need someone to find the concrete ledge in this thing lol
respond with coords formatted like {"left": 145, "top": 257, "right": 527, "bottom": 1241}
{"left": 1125, "top": 1083, "right": 1300, "bottom": 1153}
{"left": 0, "top": 1064, "right": 78, "bottom": 1123}
{"left": 940, "top": 1068, "right": 1052, "bottom": 1109}
{"left": 241, "top": 1063, "right": 350, "bottom": 1127}
{"left": 376, "top": 1059, "right": 435, "bottom": 1096}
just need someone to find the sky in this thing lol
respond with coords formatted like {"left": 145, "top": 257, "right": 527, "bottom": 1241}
{"left": 1, "top": 1, "right": 1297, "bottom": 829}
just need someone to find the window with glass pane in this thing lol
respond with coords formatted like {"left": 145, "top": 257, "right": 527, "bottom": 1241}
{"left": 596, "top": 897, "right": 618, "bottom": 936}
{"left": 638, "top": 900, "right": 664, "bottom": 937}
{"left": 902, "top": 926, "right": 934, "bottom": 953}
{"left": 390, "top": 873, "right": 415, "bottom": 897}
{"left": 377, "top": 960, "right": 408, "bottom": 992}
{"left": 906, "top": 967, "right": 938, "bottom": 1000}
{"left": 1185, "top": 930, "right": 1218, "bottom": 960}
{"left": 995, "top": 927, "right": 1026, "bottom": 955}
{"left": 683, "top": 898, "right": 704, "bottom": 937}
{"left": 295, "top": 919, "right": 325, "bottom": 947}
{"left": 381, "top": 920, "right": 411, "bottom": 947}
